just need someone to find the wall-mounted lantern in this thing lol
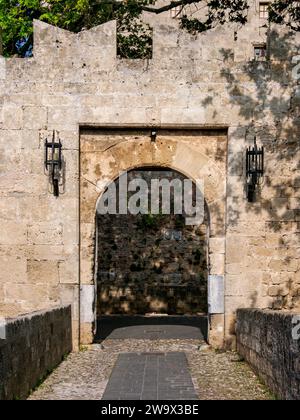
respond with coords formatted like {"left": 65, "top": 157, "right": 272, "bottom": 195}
{"left": 151, "top": 129, "right": 157, "bottom": 143}
{"left": 45, "top": 130, "right": 63, "bottom": 197}
{"left": 246, "top": 136, "right": 264, "bottom": 202}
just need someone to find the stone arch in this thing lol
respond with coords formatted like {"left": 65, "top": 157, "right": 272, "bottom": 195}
{"left": 79, "top": 129, "right": 227, "bottom": 346}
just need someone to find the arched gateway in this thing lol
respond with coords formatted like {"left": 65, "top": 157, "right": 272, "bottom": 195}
{"left": 79, "top": 127, "right": 227, "bottom": 347}
{"left": 95, "top": 167, "right": 209, "bottom": 318}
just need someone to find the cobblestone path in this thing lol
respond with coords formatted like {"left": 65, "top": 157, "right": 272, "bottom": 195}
{"left": 29, "top": 338, "right": 273, "bottom": 400}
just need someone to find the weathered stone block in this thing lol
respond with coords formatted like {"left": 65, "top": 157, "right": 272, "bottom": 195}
{"left": 58, "top": 260, "right": 78, "bottom": 285}
{"left": 23, "top": 106, "right": 47, "bottom": 130}
{"left": 2, "top": 105, "right": 23, "bottom": 130}
{"left": 0, "top": 257, "right": 27, "bottom": 284}
{"left": 268, "top": 285, "right": 280, "bottom": 297}
{"left": 27, "top": 223, "right": 63, "bottom": 246}
{"left": 208, "top": 275, "right": 224, "bottom": 314}
{"left": 209, "top": 237, "right": 225, "bottom": 254}
{"left": 0, "top": 222, "right": 27, "bottom": 245}
{"left": 27, "top": 260, "right": 59, "bottom": 285}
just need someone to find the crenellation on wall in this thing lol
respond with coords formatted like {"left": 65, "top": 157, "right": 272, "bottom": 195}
{"left": 33, "top": 20, "right": 75, "bottom": 58}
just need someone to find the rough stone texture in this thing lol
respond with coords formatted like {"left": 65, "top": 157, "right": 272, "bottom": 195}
{"left": 236, "top": 309, "right": 300, "bottom": 400}
{"left": 0, "top": 1, "right": 300, "bottom": 348}
{"left": 0, "top": 305, "right": 72, "bottom": 400}
{"left": 28, "top": 338, "right": 273, "bottom": 400}
{"left": 97, "top": 168, "right": 208, "bottom": 315}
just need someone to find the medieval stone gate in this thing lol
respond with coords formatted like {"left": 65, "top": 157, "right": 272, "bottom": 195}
{"left": 1, "top": 13, "right": 300, "bottom": 356}
{"left": 79, "top": 127, "right": 227, "bottom": 346}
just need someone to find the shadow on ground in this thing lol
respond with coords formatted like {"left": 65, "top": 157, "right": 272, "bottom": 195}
{"left": 94, "top": 315, "right": 208, "bottom": 342}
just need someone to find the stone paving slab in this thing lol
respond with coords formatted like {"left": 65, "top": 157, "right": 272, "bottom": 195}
{"left": 102, "top": 352, "right": 198, "bottom": 401}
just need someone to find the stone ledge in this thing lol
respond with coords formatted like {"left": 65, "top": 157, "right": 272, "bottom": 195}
{"left": 0, "top": 303, "right": 69, "bottom": 319}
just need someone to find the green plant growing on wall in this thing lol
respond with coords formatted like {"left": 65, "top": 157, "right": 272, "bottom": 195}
{"left": 174, "top": 215, "right": 185, "bottom": 229}
{"left": 115, "top": 2, "right": 152, "bottom": 59}
{"left": 137, "top": 213, "right": 163, "bottom": 230}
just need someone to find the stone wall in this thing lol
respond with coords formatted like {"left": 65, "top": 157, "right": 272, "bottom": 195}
{"left": 97, "top": 168, "right": 208, "bottom": 316}
{"left": 236, "top": 309, "right": 300, "bottom": 400}
{"left": 0, "top": 0, "right": 299, "bottom": 347}
{"left": 0, "top": 305, "right": 72, "bottom": 400}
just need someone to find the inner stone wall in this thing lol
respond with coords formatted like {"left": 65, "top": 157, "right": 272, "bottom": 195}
{"left": 97, "top": 169, "right": 208, "bottom": 316}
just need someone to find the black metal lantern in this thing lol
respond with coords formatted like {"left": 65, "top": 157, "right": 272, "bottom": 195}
{"left": 45, "top": 131, "right": 62, "bottom": 197}
{"left": 246, "top": 137, "right": 264, "bottom": 202}
{"left": 151, "top": 129, "right": 157, "bottom": 143}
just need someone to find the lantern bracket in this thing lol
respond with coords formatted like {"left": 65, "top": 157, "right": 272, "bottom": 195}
{"left": 246, "top": 136, "right": 264, "bottom": 202}
{"left": 44, "top": 130, "right": 63, "bottom": 197}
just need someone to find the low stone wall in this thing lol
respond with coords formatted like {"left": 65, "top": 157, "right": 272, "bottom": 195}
{"left": 236, "top": 309, "right": 300, "bottom": 400}
{"left": 0, "top": 305, "right": 72, "bottom": 400}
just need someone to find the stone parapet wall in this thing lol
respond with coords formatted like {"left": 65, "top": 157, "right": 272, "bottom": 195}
{"left": 236, "top": 309, "right": 300, "bottom": 400}
{"left": 0, "top": 305, "right": 72, "bottom": 400}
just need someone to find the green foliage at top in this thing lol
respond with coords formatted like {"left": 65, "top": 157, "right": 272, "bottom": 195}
{"left": 0, "top": 1, "right": 299, "bottom": 59}
{"left": 0, "top": 0, "right": 152, "bottom": 57}
{"left": 181, "top": 0, "right": 249, "bottom": 34}
{"left": 138, "top": 213, "right": 163, "bottom": 230}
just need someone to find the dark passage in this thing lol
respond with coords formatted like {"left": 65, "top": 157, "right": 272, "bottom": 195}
{"left": 96, "top": 168, "right": 208, "bottom": 318}
{"left": 95, "top": 315, "right": 208, "bottom": 342}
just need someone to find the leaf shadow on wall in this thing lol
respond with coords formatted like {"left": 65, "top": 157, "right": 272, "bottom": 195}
{"left": 212, "top": 29, "right": 300, "bottom": 310}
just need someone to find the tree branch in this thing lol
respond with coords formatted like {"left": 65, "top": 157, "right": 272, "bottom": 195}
{"left": 141, "top": 0, "right": 202, "bottom": 14}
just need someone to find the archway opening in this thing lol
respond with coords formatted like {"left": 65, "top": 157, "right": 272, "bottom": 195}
{"left": 94, "top": 166, "right": 209, "bottom": 341}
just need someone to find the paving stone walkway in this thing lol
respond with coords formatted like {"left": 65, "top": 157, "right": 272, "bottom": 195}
{"left": 102, "top": 352, "right": 198, "bottom": 400}
{"left": 28, "top": 338, "right": 273, "bottom": 400}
